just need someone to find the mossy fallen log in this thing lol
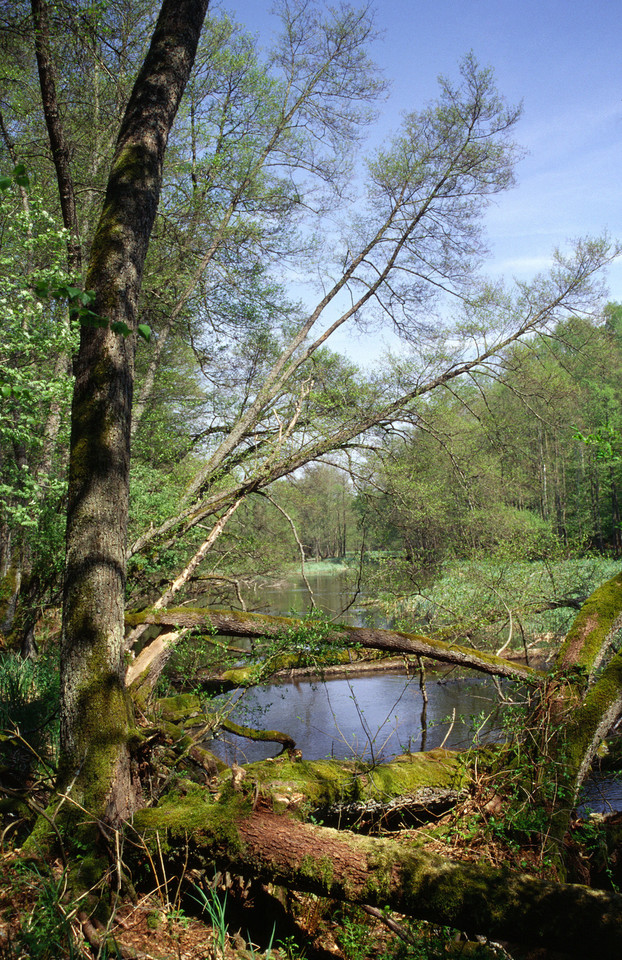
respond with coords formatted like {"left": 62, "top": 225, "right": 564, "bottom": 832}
{"left": 132, "top": 784, "right": 622, "bottom": 958}
{"left": 236, "top": 749, "right": 466, "bottom": 824}
{"left": 557, "top": 570, "right": 622, "bottom": 678}
{"left": 125, "top": 607, "right": 542, "bottom": 688}
{"left": 151, "top": 696, "right": 466, "bottom": 817}
{"left": 221, "top": 718, "right": 296, "bottom": 753}
{"left": 192, "top": 649, "right": 402, "bottom": 692}
{"left": 547, "top": 573, "right": 622, "bottom": 800}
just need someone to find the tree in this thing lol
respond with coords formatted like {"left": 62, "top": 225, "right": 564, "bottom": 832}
{"left": 3, "top": 5, "right": 622, "bottom": 953}
{"left": 0, "top": 0, "right": 617, "bottom": 862}
{"left": 56, "top": 0, "right": 211, "bottom": 823}
{"left": 124, "top": 51, "right": 616, "bottom": 618}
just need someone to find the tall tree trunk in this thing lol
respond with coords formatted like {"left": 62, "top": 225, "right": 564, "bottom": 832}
{"left": 31, "top": 0, "right": 82, "bottom": 275}
{"left": 59, "top": 0, "right": 210, "bottom": 823}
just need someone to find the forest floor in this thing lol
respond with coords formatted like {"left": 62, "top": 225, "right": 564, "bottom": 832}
{"left": 0, "top": 790, "right": 593, "bottom": 960}
{"left": 0, "top": 841, "right": 385, "bottom": 959}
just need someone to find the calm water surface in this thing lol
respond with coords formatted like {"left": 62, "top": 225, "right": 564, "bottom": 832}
{"left": 208, "top": 568, "right": 621, "bottom": 812}
{"left": 256, "top": 568, "right": 387, "bottom": 627}
{"left": 209, "top": 670, "right": 512, "bottom": 765}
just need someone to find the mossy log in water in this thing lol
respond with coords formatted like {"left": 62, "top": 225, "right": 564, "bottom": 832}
{"left": 125, "top": 607, "right": 542, "bottom": 689}
{"left": 152, "top": 695, "right": 466, "bottom": 819}
{"left": 133, "top": 784, "right": 622, "bottom": 958}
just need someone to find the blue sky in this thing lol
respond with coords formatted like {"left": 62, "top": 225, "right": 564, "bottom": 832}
{"left": 222, "top": 0, "right": 621, "bottom": 338}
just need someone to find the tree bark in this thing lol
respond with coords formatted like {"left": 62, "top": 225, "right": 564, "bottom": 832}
{"left": 133, "top": 793, "right": 622, "bottom": 958}
{"left": 59, "top": 0, "right": 210, "bottom": 823}
{"left": 124, "top": 607, "right": 542, "bottom": 694}
{"left": 31, "top": 0, "right": 82, "bottom": 275}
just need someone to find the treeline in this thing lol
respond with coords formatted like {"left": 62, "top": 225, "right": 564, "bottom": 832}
{"left": 225, "top": 307, "right": 622, "bottom": 577}
{"left": 348, "top": 308, "right": 622, "bottom": 567}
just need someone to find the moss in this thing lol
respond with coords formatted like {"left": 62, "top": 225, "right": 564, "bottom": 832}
{"left": 59, "top": 664, "right": 134, "bottom": 818}
{"left": 363, "top": 845, "right": 395, "bottom": 901}
{"left": 75, "top": 853, "right": 109, "bottom": 890}
{"left": 132, "top": 787, "right": 248, "bottom": 858}
{"left": 0, "top": 565, "right": 18, "bottom": 632}
{"left": 557, "top": 571, "right": 622, "bottom": 674}
{"left": 221, "top": 664, "right": 262, "bottom": 686}
{"left": 243, "top": 750, "right": 466, "bottom": 817}
{"left": 564, "top": 650, "right": 622, "bottom": 779}
{"left": 156, "top": 694, "right": 202, "bottom": 723}
{"left": 300, "top": 853, "right": 334, "bottom": 888}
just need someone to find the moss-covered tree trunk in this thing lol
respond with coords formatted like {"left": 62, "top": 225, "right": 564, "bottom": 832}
{"left": 59, "top": 0, "right": 210, "bottom": 823}
{"left": 133, "top": 790, "right": 622, "bottom": 958}
{"left": 124, "top": 607, "right": 542, "bottom": 699}
{"left": 539, "top": 571, "right": 622, "bottom": 853}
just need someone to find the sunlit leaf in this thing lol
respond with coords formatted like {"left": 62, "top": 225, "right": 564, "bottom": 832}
{"left": 13, "top": 164, "right": 30, "bottom": 188}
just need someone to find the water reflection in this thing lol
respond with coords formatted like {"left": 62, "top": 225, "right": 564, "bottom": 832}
{"left": 208, "top": 670, "right": 510, "bottom": 765}
{"left": 218, "top": 569, "right": 622, "bottom": 812}
{"left": 578, "top": 774, "right": 622, "bottom": 816}
{"left": 257, "top": 569, "right": 386, "bottom": 627}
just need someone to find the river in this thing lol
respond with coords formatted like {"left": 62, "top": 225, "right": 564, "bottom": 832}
{"left": 207, "top": 567, "right": 621, "bottom": 813}
{"left": 210, "top": 569, "right": 517, "bottom": 761}
{"left": 255, "top": 565, "right": 384, "bottom": 627}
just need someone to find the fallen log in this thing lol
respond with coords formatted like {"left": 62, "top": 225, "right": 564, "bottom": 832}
{"left": 151, "top": 696, "right": 467, "bottom": 819}
{"left": 234, "top": 749, "right": 467, "bottom": 824}
{"left": 125, "top": 608, "right": 543, "bottom": 693}
{"left": 133, "top": 785, "right": 622, "bottom": 958}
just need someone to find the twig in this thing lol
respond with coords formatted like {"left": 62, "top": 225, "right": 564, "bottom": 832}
{"left": 260, "top": 492, "right": 315, "bottom": 610}
{"left": 360, "top": 904, "right": 415, "bottom": 943}
{"left": 439, "top": 708, "right": 456, "bottom": 749}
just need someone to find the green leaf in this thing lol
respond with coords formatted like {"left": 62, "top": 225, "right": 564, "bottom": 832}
{"left": 0, "top": 176, "right": 11, "bottom": 192}
{"left": 13, "top": 164, "right": 30, "bottom": 189}
{"left": 34, "top": 280, "right": 50, "bottom": 298}
{"left": 110, "top": 321, "right": 131, "bottom": 336}
{"left": 137, "top": 323, "right": 151, "bottom": 342}
{"left": 1, "top": 385, "right": 12, "bottom": 399}
{"left": 76, "top": 308, "right": 105, "bottom": 327}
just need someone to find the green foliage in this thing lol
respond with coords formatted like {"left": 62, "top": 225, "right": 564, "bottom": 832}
{"left": 0, "top": 650, "right": 60, "bottom": 776}
{"left": 14, "top": 862, "right": 78, "bottom": 960}
{"left": 156, "top": 630, "right": 220, "bottom": 697}
{"left": 574, "top": 425, "right": 622, "bottom": 462}
{"left": 358, "top": 308, "right": 622, "bottom": 568}
{"left": 573, "top": 816, "right": 619, "bottom": 891}
{"left": 191, "top": 878, "right": 228, "bottom": 956}
{"left": 250, "top": 612, "right": 347, "bottom": 680}
{"left": 373, "top": 557, "right": 621, "bottom": 646}
{"left": 0, "top": 195, "right": 75, "bottom": 533}
{"left": 0, "top": 163, "right": 29, "bottom": 192}
{"left": 276, "top": 933, "right": 307, "bottom": 960}
{"left": 335, "top": 905, "right": 501, "bottom": 960}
